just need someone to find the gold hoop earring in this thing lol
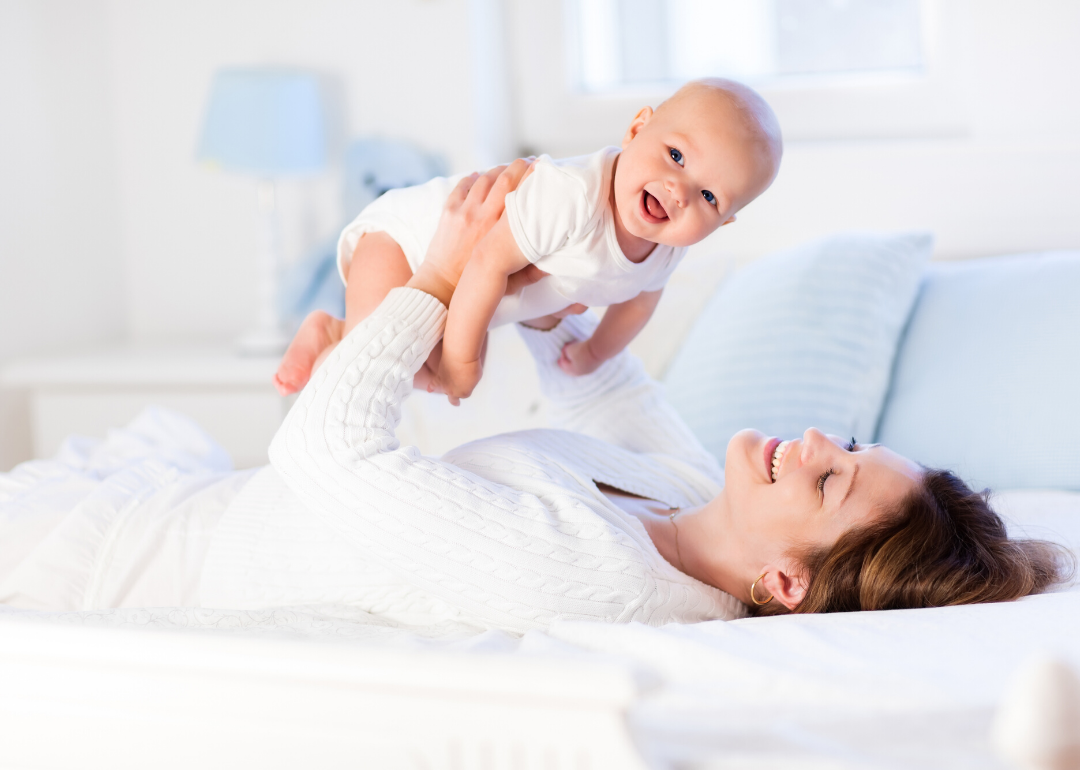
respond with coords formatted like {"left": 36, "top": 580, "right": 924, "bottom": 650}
{"left": 750, "top": 573, "right": 774, "bottom": 606}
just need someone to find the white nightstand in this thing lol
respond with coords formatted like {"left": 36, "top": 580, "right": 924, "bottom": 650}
{"left": 0, "top": 345, "right": 291, "bottom": 469}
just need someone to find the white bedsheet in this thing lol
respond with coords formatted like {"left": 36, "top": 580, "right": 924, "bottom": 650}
{"left": 2, "top": 414, "right": 1077, "bottom": 769}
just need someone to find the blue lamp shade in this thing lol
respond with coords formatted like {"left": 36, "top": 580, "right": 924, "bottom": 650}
{"left": 197, "top": 69, "right": 328, "bottom": 175}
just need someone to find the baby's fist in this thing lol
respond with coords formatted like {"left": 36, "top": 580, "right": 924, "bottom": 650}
{"left": 558, "top": 340, "right": 601, "bottom": 376}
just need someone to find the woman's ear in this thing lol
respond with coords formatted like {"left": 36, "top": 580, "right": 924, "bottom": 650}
{"left": 621, "top": 106, "right": 654, "bottom": 148}
{"left": 759, "top": 562, "right": 808, "bottom": 610}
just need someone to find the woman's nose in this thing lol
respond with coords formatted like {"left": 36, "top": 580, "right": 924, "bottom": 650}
{"left": 800, "top": 427, "right": 831, "bottom": 462}
{"left": 802, "top": 427, "right": 827, "bottom": 445}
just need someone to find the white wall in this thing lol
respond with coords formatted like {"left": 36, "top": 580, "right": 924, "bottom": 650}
{"left": 0, "top": 0, "right": 484, "bottom": 469}
{"left": 2, "top": 0, "right": 1078, "bottom": 469}
{"left": 0, "top": 0, "right": 127, "bottom": 469}
{"left": 709, "top": 0, "right": 1080, "bottom": 262}
{"left": 508, "top": 0, "right": 1080, "bottom": 261}
{"left": 105, "top": 0, "right": 479, "bottom": 341}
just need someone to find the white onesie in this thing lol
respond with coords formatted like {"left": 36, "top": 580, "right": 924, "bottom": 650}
{"left": 336, "top": 147, "right": 687, "bottom": 326}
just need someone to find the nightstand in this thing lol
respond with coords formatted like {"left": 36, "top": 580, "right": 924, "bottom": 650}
{"left": 0, "top": 345, "right": 291, "bottom": 469}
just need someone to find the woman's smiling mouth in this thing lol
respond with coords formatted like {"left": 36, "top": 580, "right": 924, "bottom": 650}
{"left": 640, "top": 190, "right": 669, "bottom": 223}
{"left": 770, "top": 440, "right": 793, "bottom": 482}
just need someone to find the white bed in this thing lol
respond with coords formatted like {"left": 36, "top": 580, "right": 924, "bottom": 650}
{"left": 1, "top": 429, "right": 1076, "bottom": 769}
{"left": 4, "top": 242, "right": 1079, "bottom": 769}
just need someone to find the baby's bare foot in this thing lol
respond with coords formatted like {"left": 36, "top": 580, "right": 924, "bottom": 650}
{"left": 273, "top": 311, "right": 343, "bottom": 395}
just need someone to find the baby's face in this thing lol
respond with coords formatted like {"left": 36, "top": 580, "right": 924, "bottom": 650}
{"left": 613, "top": 94, "right": 776, "bottom": 248}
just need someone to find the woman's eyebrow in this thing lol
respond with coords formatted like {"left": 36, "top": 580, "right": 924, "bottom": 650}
{"left": 840, "top": 464, "right": 860, "bottom": 508}
{"left": 839, "top": 445, "right": 881, "bottom": 507}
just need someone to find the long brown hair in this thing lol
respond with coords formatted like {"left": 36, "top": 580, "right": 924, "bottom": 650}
{"left": 756, "top": 469, "right": 1074, "bottom": 615}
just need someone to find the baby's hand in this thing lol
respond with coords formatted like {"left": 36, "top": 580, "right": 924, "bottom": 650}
{"left": 412, "top": 343, "right": 443, "bottom": 394}
{"left": 428, "top": 333, "right": 489, "bottom": 406}
{"left": 558, "top": 340, "right": 602, "bottom": 376}
{"left": 431, "top": 359, "right": 483, "bottom": 406}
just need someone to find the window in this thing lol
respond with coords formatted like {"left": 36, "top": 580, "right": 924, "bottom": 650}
{"left": 504, "top": 0, "right": 967, "bottom": 151}
{"left": 575, "top": 0, "right": 924, "bottom": 92}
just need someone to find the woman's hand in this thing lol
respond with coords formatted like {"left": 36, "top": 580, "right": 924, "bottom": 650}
{"left": 405, "top": 158, "right": 533, "bottom": 308}
{"left": 520, "top": 303, "right": 590, "bottom": 332}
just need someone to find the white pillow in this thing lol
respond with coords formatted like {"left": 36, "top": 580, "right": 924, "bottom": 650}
{"left": 992, "top": 489, "right": 1080, "bottom": 561}
{"left": 875, "top": 251, "right": 1080, "bottom": 491}
{"left": 664, "top": 232, "right": 932, "bottom": 464}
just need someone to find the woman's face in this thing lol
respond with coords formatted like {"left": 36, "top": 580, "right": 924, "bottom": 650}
{"left": 720, "top": 428, "right": 923, "bottom": 590}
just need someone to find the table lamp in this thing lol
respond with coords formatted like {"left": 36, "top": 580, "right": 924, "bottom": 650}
{"left": 197, "top": 68, "right": 328, "bottom": 355}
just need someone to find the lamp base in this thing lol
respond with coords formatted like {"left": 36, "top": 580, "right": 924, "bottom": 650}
{"left": 235, "top": 326, "right": 291, "bottom": 357}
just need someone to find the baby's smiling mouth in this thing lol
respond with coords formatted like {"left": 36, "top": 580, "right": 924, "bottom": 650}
{"left": 641, "top": 190, "right": 668, "bottom": 222}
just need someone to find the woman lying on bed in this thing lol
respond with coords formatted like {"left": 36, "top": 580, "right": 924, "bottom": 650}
{"left": 0, "top": 162, "right": 1068, "bottom": 629}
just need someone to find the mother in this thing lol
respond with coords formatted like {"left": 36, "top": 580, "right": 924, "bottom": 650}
{"left": 248, "top": 160, "right": 1062, "bottom": 628}
{"left": 0, "top": 163, "right": 1066, "bottom": 628}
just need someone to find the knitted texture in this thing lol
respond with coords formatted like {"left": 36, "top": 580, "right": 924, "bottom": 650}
{"left": 259, "top": 288, "right": 744, "bottom": 632}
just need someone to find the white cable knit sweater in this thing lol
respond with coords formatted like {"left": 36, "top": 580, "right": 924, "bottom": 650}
{"left": 202, "top": 288, "right": 745, "bottom": 632}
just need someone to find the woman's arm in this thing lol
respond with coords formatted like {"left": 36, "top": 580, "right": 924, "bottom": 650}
{"left": 269, "top": 165, "right": 648, "bottom": 632}
{"left": 404, "top": 161, "right": 530, "bottom": 307}
{"left": 269, "top": 288, "right": 647, "bottom": 632}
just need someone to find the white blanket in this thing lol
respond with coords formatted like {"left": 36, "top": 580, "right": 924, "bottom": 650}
{"left": 2, "top": 413, "right": 1077, "bottom": 769}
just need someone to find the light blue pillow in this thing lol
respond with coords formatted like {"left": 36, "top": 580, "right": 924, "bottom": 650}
{"left": 664, "top": 232, "right": 932, "bottom": 465}
{"left": 875, "top": 251, "right": 1080, "bottom": 491}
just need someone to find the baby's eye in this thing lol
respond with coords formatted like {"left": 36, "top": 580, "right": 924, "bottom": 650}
{"left": 702, "top": 190, "right": 716, "bottom": 205}
{"left": 669, "top": 147, "right": 684, "bottom": 166}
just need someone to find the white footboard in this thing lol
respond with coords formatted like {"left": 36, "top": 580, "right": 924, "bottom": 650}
{"left": 0, "top": 617, "right": 648, "bottom": 770}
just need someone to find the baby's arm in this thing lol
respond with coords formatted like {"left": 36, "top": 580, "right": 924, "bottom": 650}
{"left": 436, "top": 213, "right": 532, "bottom": 403}
{"left": 558, "top": 289, "right": 663, "bottom": 376}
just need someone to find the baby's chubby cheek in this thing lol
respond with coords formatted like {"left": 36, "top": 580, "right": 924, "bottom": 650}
{"left": 661, "top": 211, "right": 721, "bottom": 249}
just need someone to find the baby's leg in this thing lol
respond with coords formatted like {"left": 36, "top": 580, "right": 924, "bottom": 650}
{"left": 274, "top": 232, "right": 412, "bottom": 395}
{"left": 273, "top": 311, "right": 344, "bottom": 395}
{"left": 341, "top": 231, "right": 415, "bottom": 335}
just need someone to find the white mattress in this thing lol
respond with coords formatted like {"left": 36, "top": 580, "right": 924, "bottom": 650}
{"left": 2, "top": 418, "right": 1077, "bottom": 769}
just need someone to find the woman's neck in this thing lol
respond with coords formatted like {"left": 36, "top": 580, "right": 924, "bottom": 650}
{"left": 668, "top": 496, "right": 752, "bottom": 604}
{"left": 602, "top": 484, "right": 749, "bottom": 602}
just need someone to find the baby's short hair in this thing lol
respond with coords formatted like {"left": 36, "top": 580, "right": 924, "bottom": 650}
{"left": 660, "top": 78, "right": 783, "bottom": 182}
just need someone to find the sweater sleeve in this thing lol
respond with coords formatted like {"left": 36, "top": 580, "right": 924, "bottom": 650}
{"left": 268, "top": 288, "right": 651, "bottom": 632}
{"left": 516, "top": 312, "right": 723, "bottom": 482}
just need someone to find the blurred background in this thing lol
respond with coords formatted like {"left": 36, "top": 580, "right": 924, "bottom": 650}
{"left": 1, "top": 0, "right": 1078, "bottom": 471}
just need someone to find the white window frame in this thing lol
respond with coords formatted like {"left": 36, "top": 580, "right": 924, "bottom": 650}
{"left": 504, "top": 0, "right": 969, "bottom": 155}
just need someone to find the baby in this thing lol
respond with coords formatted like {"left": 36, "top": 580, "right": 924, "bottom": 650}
{"left": 274, "top": 78, "right": 782, "bottom": 401}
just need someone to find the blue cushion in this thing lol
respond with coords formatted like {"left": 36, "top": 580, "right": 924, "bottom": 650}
{"left": 664, "top": 232, "right": 932, "bottom": 465}
{"left": 875, "top": 251, "right": 1080, "bottom": 491}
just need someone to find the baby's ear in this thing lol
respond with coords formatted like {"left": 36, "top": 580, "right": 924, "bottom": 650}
{"left": 621, "top": 106, "right": 654, "bottom": 148}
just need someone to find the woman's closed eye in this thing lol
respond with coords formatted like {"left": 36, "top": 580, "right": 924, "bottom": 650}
{"left": 819, "top": 439, "right": 857, "bottom": 498}
{"left": 817, "top": 468, "right": 835, "bottom": 496}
